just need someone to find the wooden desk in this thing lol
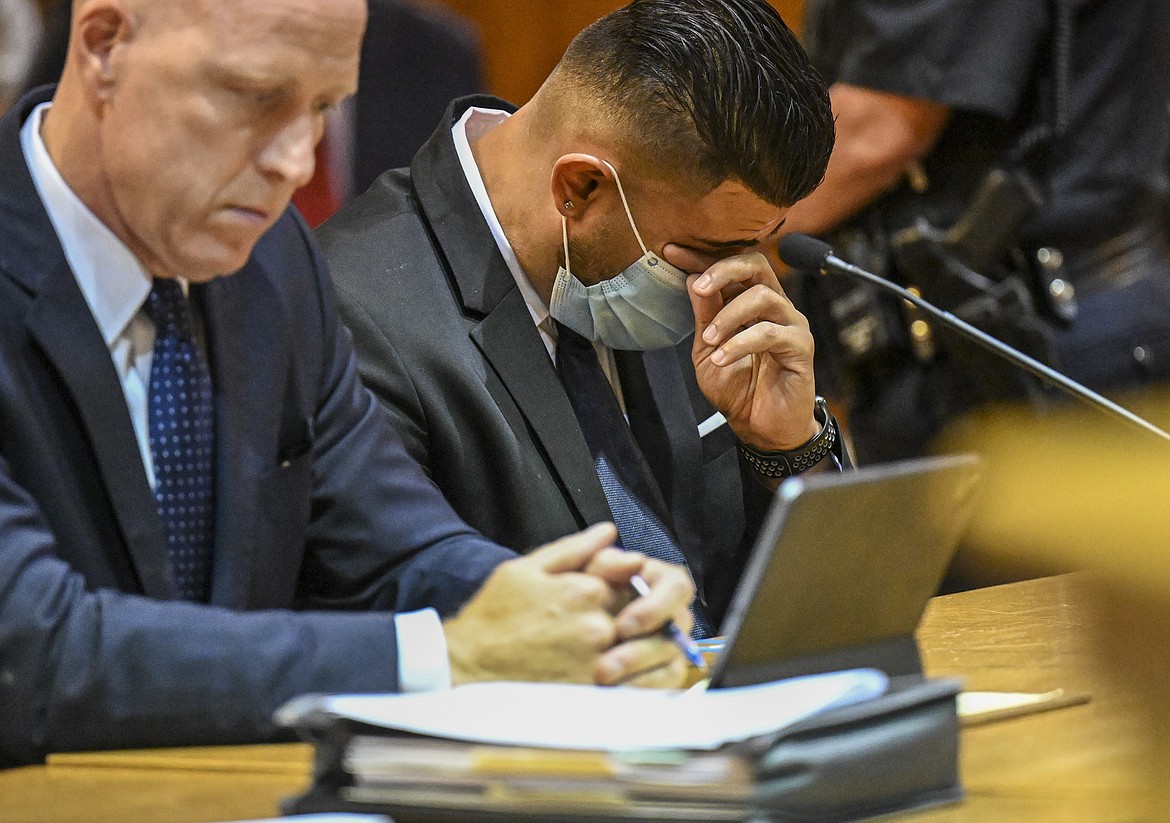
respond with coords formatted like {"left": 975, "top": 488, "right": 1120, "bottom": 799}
{"left": 0, "top": 744, "right": 312, "bottom": 823}
{"left": 909, "top": 574, "right": 1150, "bottom": 822}
{"left": 0, "top": 575, "right": 1149, "bottom": 823}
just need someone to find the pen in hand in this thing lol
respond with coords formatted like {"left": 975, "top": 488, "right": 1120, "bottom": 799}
{"left": 628, "top": 574, "right": 707, "bottom": 671}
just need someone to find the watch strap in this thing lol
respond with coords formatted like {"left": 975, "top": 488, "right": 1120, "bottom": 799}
{"left": 737, "top": 397, "right": 839, "bottom": 479}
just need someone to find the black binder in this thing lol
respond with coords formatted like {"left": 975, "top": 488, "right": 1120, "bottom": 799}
{"left": 280, "top": 676, "right": 962, "bottom": 823}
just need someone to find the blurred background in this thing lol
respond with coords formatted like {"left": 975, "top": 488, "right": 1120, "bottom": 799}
{"left": 0, "top": 0, "right": 806, "bottom": 222}
{"left": 420, "top": 0, "right": 806, "bottom": 104}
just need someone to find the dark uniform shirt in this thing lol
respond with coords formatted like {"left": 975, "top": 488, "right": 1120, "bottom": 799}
{"left": 806, "top": 0, "right": 1170, "bottom": 249}
{"left": 801, "top": 0, "right": 1170, "bottom": 463}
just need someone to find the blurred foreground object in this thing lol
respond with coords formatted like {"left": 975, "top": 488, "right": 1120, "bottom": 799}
{"left": 940, "top": 387, "right": 1170, "bottom": 588}
{"left": 940, "top": 388, "right": 1170, "bottom": 806}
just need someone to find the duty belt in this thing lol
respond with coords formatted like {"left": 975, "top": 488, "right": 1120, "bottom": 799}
{"left": 1056, "top": 221, "right": 1170, "bottom": 297}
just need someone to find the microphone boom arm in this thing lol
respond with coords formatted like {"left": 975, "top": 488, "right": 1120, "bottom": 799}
{"left": 819, "top": 251, "right": 1170, "bottom": 445}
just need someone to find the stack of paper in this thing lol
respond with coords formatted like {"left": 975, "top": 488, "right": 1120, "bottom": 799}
{"left": 289, "top": 669, "right": 888, "bottom": 750}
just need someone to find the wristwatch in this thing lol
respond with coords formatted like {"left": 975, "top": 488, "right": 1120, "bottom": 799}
{"left": 737, "top": 397, "right": 839, "bottom": 479}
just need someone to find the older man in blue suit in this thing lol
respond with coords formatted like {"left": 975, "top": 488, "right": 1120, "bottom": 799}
{"left": 0, "top": 0, "right": 693, "bottom": 767}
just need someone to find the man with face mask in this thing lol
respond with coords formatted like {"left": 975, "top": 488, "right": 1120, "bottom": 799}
{"left": 320, "top": 0, "right": 844, "bottom": 633}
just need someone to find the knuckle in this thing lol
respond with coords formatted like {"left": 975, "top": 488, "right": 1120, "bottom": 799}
{"left": 585, "top": 575, "right": 614, "bottom": 603}
{"left": 640, "top": 558, "right": 672, "bottom": 586}
{"left": 759, "top": 285, "right": 790, "bottom": 312}
{"left": 657, "top": 560, "right": 696, "bottom": 595}
{"left": 567, "top": 574, "right": 610, "bottom": 607}
{"left": 594, "top": 546, "right": 626, "bottom": 566}
{"left": 580, "top": 612, "right": 618, "bottom": 649}
{"left": 763, "top": 322, "right": 788, "bottom": 347}
{"left": 779, "top": 324, "right": 812, "bottom": 355}
{"left": 748, "top": 282, "right": 774, "bottom": 300}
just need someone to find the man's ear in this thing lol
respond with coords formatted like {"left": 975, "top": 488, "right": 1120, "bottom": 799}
{"left": 550, "top": 153, "right": 614, "bottom": 219}
{"left": 73, "top": 1, "right": 136, "bottom": 98}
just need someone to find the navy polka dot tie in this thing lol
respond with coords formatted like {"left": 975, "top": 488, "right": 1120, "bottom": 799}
{"left": 145, "top": 279, "right": 215, "bottom": 601}
{"left": 555, "top": 323, "right": 714, "bottom": 639}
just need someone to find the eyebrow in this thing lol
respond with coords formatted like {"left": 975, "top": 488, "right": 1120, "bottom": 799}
{"left": 208, "top": 64, "right": 356, "bottom": 108}
{"left": 210, "top": 61, "right": 284, "bottom": 86}
{"left": 691, "top": 218, "right": 787, "bottom": 250}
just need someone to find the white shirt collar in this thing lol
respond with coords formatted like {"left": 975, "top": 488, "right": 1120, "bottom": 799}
{"left": 451, "top": 106, "right": 552, "bottom": 336}
{"left": 20, "top": 102, "right": 154, "bottom": 348}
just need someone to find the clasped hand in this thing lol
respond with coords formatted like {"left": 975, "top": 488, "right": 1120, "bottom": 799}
{"left": 444, "top": 523, "right": 694, "bottom": 688}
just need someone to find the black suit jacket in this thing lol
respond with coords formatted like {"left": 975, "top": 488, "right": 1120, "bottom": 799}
{"left": 320, "top": 96, "right": 777, "bottom": 626}
{"left": 0, "top": 89, "right": 514, "bottom": 766}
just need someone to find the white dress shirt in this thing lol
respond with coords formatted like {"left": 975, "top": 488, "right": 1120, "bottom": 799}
{"left": 20, "top": 103, "right": 447, "bottom": 692}
{"left": 21, "top": 102, "right": 161, "bottom": 484}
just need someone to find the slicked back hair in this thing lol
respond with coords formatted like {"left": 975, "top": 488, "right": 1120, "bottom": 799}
{"left": 554, "top": 0, "right": 834, "bottom": 207}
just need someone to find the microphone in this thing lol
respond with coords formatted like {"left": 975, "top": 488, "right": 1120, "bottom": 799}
{"left": 778, "top": 233, "right": 1170, "bottom": 445}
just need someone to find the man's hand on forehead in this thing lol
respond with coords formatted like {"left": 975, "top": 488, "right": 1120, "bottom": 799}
{"left": 687, "top": 251, "right": 820, "bottom": 452}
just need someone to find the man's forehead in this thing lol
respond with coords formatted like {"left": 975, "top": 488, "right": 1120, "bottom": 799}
{"left": 673, "top": 178, "right": 788, "bottom": 245}
{"left": 183, "top": 0, "right": 364, "bottom": 90}
{"left": 193, "top": 0, "right": 366, "bottom": 45}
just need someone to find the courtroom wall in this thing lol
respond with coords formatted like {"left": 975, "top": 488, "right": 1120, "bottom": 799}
{"left": 427, "top": 0, "right": 807, "bottom": 104}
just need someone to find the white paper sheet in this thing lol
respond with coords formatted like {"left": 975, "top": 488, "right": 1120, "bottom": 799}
{"left": 297, "top": 669, "right": 887, "bottom": 752}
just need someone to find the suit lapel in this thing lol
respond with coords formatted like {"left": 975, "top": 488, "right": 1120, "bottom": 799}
{"left": 24, "top": 269, "right": 176, "bottom": 597}
{"left": 197, "top": 264, "right": 287, "bottom": 608}
{"left": 0, "top": 89, "right": 174, "bottom": 597}
{"left": 412, "top": 97, "right": 611, "bottom": 526}
{"left": 469, "top": 291, "right": 611, "bottom": 524}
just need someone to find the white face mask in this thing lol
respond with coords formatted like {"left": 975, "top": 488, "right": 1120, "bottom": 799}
{"left": 549, "top": 161, "right": 694, "bottom": 351}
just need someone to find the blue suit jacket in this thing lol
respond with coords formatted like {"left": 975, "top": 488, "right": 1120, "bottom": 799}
{"left": 0, "top": 89, "right": 515, "bottom": 766}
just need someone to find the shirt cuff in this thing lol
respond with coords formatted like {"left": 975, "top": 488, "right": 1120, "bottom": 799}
{"left": 393, "top": 608, "right": 451, "bottom": 693}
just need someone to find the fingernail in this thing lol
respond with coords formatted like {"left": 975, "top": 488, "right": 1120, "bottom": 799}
{"left": 695, "top": 274, "right": 712, "bottom": 290}
{"left": 712, "top": 349, "right": 726, "bottom": 365}
{"left": 703, "top": 324, "right": 718, "bottom": 344}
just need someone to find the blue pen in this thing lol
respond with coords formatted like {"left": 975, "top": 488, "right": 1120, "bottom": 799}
{"left": 628, "top": 574, "right": 707, "bottom": 671}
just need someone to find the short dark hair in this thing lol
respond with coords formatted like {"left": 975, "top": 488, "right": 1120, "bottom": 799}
{"left": 557, "top": 0, "right": 834, "bottom": 207}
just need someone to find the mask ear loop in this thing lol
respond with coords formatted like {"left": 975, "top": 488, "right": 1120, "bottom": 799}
{"left": 561, "top": 215, "right": 573, "bottom": 279}
{"left": 599, "top": 159, "right": 650, "bottom": 256}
